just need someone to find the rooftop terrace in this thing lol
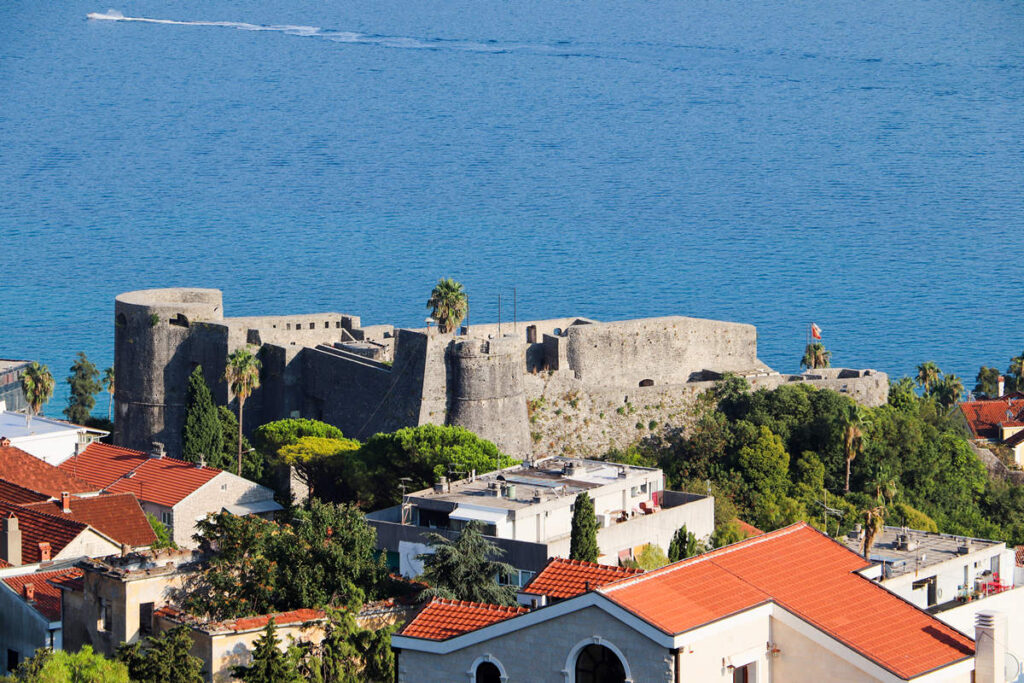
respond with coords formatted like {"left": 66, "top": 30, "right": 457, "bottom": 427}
{"left": 842, "top": 526, "right": 1002, "bottom": 578}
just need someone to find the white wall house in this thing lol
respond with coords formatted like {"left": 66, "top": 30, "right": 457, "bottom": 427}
{"left": 0, "top": 403, "right": 107, "bottom": 466}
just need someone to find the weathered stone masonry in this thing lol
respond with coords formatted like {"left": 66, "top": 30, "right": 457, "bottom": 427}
{"left": 114, "top": 288, "right": 888, "bottom": 459}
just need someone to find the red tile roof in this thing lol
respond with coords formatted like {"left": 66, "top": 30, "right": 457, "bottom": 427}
{"left": 400, "top": 599, "right": 528, "bottom": 641}
{"left": 0, "top": 446, "right": 96, "bottom": 498}
{"left": 0, "top": 500, "right": 90, "bottom": 564}
{"left": 600, "top": 523, "right": 974, "bottom": 680}
{"left": 734, "top": 518, "right": 764, "bottom": 538}
{"left": 2, "top": 567, "right": 84, "bottom": 621}
{"left": 22, "top": 493, "right": 157, "bottom": 548}
{"left": 59, "top": 443, "right": 222, "bottom": 508}
{"left": 959, "top": 396, "right": 1024, "bottom": 440}
{"left": 0, "top": 479, "right": 50, "bottom": 505}
{"left": 155, "top": 606, "right": 327, "bottom": 633}
{"left": 520, "top": 558, "right": 643, "bottom": 600}
{"left": 1005, "top": 429, "right": 1024, "bottom": 448}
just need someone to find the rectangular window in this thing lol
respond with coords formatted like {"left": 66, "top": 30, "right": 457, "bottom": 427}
{"left": 630, "top": 486, "right": 638, "bottom": 497}
{"left": 640, "top": 482, "right": 648, "bottom": 494}
{"left": 98, "top": 599, "right": 112, "bottom": 632}
{"left": 161, "top": 511, "right": 173, "bottom": 527}
{"left": 139, "top": 602, "right": 154, "bottom": 636}
{"left": 991, "top": 555, "right": 1000, "bottom": 575}
{"left": 732, "top": 663, "right": 752, "bottom": 683}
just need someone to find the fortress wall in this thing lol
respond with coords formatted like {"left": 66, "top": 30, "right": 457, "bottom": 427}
{"left": 523, "top": 370, "right": 889, "bottom": 458}
{"left": 447, "top": 337, "right": 531, "bottom": 457}
{"left": 565, "top": 317, "right": 758, "bottom": 388}
{"left": 114, "top": 288, "right": 225, "bottom": 457}
{"left": 224, "top": 313, "right": 357, "bottom": 349}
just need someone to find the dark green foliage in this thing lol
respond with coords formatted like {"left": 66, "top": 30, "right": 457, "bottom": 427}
{"left": 3, "top": 646, "right": 129, "bottom": 682}
{"left": 309, "top": 608, "right": 396, "bottom": 683}
{"left": 353, "top": 425, "right": 518, "bottom": 509}
{"left": 418, "top": 521, "right": 518, "bottom": 605}
{"left": 218, "top": 406, "right": 261, "bottom": 480}
{"left": 276, "top": 436, "right": 360, "bottom": 499}
{"left": 232, "top": 620, "right": 300, "bottom": 683}
{"left": 887, "top": 377, "right": 918, "bottom": 412}
{"left": 668, "top": 524, "right": 705, "bottom": 562}
{"left": 182, "top": 366, "right": 222, "bottom": 465}
{"left": 974, "top": 366, "right": 1002, "bottom": 398}
{"left": 183, "top": 499, "right": 385, "bottom": 620}
{"left": 146, "top": 512, "right": 177, "bottom": 550}
{"left": 116, "top": 625, "right": 204, "bottom": 683}
{"left": 84, "top": 417, "right": 115, "bottom": 443}
{"left": 254, "top": 418, "right": 346, "bottom": 455}
{"left": 569, "top": 493, "right": 599, "bottom": 563}
{"left": 64, "top": 351, "right": 102, "bottom": 424}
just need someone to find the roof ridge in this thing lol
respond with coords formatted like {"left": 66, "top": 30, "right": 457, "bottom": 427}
{"left": 600, "top": 522, "right": 809, "bottom": 594}
{"left": 429, "top": 597, "right": 528, "bottom": 612}
{"left": 0, "top": 500, "right": 88, "bottom": 531}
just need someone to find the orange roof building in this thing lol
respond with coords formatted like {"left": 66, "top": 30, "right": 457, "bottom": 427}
{"left": 393, "top": 524, "right": 991, "bottom": 682}
{"left": 0, "top": 565, "right": 85, "bottom": 667}
{"left": 958, "top": 395, "right": 1024, "bottom": 465}
{"left": 22, "top": 492, "right": 157, "bottom": 548}
{"left": 518, "top": 557, "right": 642, "bottom": 604}
{"left": 59, "top": 443, "right": 280, "bottom": 548}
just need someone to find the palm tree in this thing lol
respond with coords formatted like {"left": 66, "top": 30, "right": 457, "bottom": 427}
{"left": 933, "top": 374, "right": 964, "bottom": 409}
{"left": 843, "top": 404, "right": 869, "bottom": 493}
{"left": 103, "top": 366, "right": 115, "bottom": 421}
{"left": 426, "top": 278, "right": 469, "bottom": 334}
{"left": 224, "top": 347, "right": 261, "bottom": 476}
{"left": 21, "top": 362, "right": 55, "bottom": 420}
{"left": 800, "top": 342, "right": 831, "bottom": 370}
{"left": 915, "top": 361, "right": 940, "bottom": 394}
{"left": 1008, "top": 351, "right": 1024, "bottom": 393}
{"left": 861, "top": 504, "right": 886, "bottom": 558}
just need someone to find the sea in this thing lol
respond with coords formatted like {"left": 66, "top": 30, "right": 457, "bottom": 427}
{"left": 1, "top": 0, "right": 1022, "bottom": 415}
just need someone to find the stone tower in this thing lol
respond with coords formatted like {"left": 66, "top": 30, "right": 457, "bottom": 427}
{"left": 447, "top": 336, "right": 531, "bottom": 458}
{"left": 114, "top": 288, "right": 225, "bottom": 457}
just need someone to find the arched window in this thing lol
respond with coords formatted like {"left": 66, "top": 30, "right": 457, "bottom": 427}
{"left": 575, "top": 644, "right": 626, "bottom": 683}
{"left": 639, "top": 379, "right": 654, "bottom": 387}
{"left": 475, "top": 661, "right": 502, "bottom": 683}
{"left": 169, "top": 313, "right": 190, "bottom": 327}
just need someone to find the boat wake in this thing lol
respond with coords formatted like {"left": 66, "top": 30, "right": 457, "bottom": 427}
{"left": 86, "top": 9, "right": 550, "bottom": 54}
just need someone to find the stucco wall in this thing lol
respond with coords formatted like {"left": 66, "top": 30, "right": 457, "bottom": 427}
{"left": 397, "top": 606, "right": 674, "bottom": 683}
{"left": 55, "top": 530, "right": 121, "bottom": 562}
{"left": 770, "top": 617, "right": 893, "bottom": 682}
{"left": 171, "top": 472, "right": 276, "bottom": 548}
{"left": 676, "top": 609, "right": 771, "bottom": 682}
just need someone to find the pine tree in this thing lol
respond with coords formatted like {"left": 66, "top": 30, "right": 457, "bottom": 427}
{"left": 417, "top": 521, "right": 518, "bottom": 605}
{"left": 182, "top": 365, "right": 222, "bottom": 465}
{"left": 569, "top": 493, "right": 599, "bottom": 563}
{"left": 116, "top": 625, "right": 204, "bottom": 683}
{"left": 233, "top": 619, "right": 300, "bottom": 682}
{"left": 668, "top": 524, "right": 705, "bottom": 562}
{"left": 64, "top": 352, "right": 102, "bottom": 424}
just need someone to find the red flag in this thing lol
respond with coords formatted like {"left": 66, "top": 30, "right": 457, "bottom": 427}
{"left": 810, "top": 323, "right": 822, "bottom": 340}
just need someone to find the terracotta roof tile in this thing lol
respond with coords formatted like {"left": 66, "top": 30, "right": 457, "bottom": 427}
{"left": 520, "top": 558, "right": 643, "bottom": 600}
{"left": 60, "top": 443, "right": 222, "bottom": 507}
{"left": 225, "top": 609, "right": 327, "bottom": 632}
{"left": 0, "top": 479, "right": 51, "bottom": 505}
{"left": 2, "top": 567, "right": 83, "bottom": 621}
{"left": 0, "top": 446, "right": 95, "bottom": 497}
{"left": 0, "top": 500, "right": 89, "bottom": 564}
{"left": 400, "top": 599, "right": 528, "bottom": 641}
{"left": 600, "top": 523, "right": 974, "bottom": 680}
{"left": 959, "top": 397, "right": 1024, "bottom": 440}
{"left": 22, "top": 493, "right": 157, "bottom": 548}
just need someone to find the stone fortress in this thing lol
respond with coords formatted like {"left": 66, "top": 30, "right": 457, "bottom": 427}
{"left": 114, "top": 288, "right": 889, "bottom": 460}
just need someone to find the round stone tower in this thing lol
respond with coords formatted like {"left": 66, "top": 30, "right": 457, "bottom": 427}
{"left": 447, "top": 336, "right": 531, "bottom": 458}
{"left": 114, "top": 288, "right": 224, "bottom": 457}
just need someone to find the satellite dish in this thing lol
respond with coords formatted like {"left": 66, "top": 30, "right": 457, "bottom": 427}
{"left": 1006, "top": 652, "right": 1021, "bottom": 682}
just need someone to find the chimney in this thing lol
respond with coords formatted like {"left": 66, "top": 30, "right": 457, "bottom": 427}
{"left": 1, "top": 514, "right": 21, "bottom": 567}
{"left": 121, "top": 543, "right": 130, "bottom": 558}
{"left": 998, "top": 376, "right": 1005, "bottom": 398}
{"left": 150, "top": 442, "right": 165, "bottom": 459}
{"left": 0, "top": 436, "right": 10, "bottom": 448}
{"left": 197, "top": 454, "right": 206, "bottom": 469}
{"left": 38, "top": 542, "right": 51, "bottom": 562}
{"left": 61, "top": 491, "right": 71, "bottom": 514}
{"left": 22, "top": 583, "right": 34, "bottom": 602}
{"left": 974, "top": 611, "right": 1006, "bottom": 683}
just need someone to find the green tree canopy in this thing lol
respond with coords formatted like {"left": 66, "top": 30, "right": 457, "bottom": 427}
{"left": 356, "top": 425, "right": 517, "bottom": 509}
{"left": 3, "top": 646, "right": 129, "bottom": 683}
{"left": 21, "top": 361, "right": 55, "bottom": 418}
{"left": 276, "top": 436, "right": 360, "bottom": 499}
{"left": 64, "top": 352, "right": 103, "bottom": 424}
{"left": 182, "top": 366, "right": 222, "bottom": 466}
{"left": 184, "top": 499, "right": 385, "bottom": 620}
{"left": 426, "top": 278, "right": 469, "bottom": 334}
{"left": 800, "top": 342, "right": 831, "bottom": 370}
{"left": 417, "top": 521, "right": 517, "bottom": 605}
{"left": 254, "top": 418, "right": 346, "bottom": 455}
{"left": 974, "top": 366, "right": 1002, "bottom": 399}
{"left": 634, "top": 543, "right": 670, "bottom": 570}
{"left": 915, "top": 361, "right": 940, "bottom": 393}
{"left": 116, "top": 626, "right": 204, "bottom": 683}
{"left": 569, "top": 492, "right": 599, "bottom": 563}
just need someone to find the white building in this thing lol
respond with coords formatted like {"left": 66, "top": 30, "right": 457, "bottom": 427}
{"left": 368, "top": 456, "right": 714, "bottom": 585}
{"left": 0, "top": 401, "right": 107, "bottom": 466}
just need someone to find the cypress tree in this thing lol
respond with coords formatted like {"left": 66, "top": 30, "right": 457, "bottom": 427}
{"left": 64, "top": 352, "right": 102, "bottom": 424}
{"left": 233, "top": 620, "right": 299, "bottom": 682}
{"left": 668, "top": 524, "right": 704, "bottom": 562}
{"left": 569, "top": 493, "right": 599, "bottom": 563}
{"left": 182, "top": 365, "right": 222, "bottom": 464}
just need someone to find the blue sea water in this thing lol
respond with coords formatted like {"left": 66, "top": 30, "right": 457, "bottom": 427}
{"left": 1, "top": 0, "right": 1022, "bottom": 415}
